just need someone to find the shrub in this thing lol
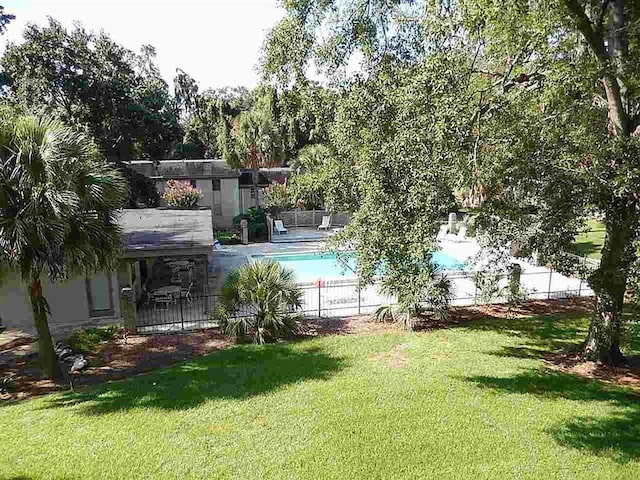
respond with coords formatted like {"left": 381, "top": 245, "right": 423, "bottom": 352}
{"left": 262, "top": 183, "right": 294, "bottom": 215}
{"left": 377, "top": 261, "right": 453, "bottom": 330}
{"left": 66, "top": 324, "right": 123, "bottom": 353}
{"left": 233, "top": 207, "right": 267, "bottom": 241}
{"left": 162, "top": 179, "right": 203, "bottom": 207}
{"left": 472, "top": 271, "right": 504, "bottom": 304}
{"left": 216, "top": 260, "right": 303, "bottom": 344}
{"left": 217, "top": 231, "right": 241, "bottom": 245}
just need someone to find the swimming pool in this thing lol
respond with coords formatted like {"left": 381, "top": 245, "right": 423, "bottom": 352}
{"left": 251, "top": 251, "right": 466, "bottom": 283}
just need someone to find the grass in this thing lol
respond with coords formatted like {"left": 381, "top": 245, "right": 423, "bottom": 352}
{"left": 573, "top": 219, "right": 606, "bottom": 259}
{"left": 2, "top": 313, "right": 640, "bottom": 479}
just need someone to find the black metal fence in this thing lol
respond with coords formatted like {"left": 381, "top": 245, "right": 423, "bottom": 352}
{"left": 135, "top": 263, "right": 596, "bottom": 334}
{"left": 136, "top": 292, "right": 218, "bottom": 333}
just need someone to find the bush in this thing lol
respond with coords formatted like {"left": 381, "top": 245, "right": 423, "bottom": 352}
{"left": 377, "top": 261, "right": 453, "bottom": 330}
{"left": 162, "top": 179, "right": 203, "bottom": 207}
{"left": 66, "top": 324, "right": 123, "bottom": 354}
{"left": 215, "top": 260, "right": 303, "bottom": 344}
{"left": 217, "top": 231, "right": 241, "bottom": 245}
{"left": 262, "top": 183, "right": 294, "bottom": 215}
{"left": 233, "top": 207, "right": 267, "bottom": 241}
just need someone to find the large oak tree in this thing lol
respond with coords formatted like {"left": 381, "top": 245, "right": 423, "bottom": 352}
{"left": 264, "top": 0, "right": 640, "bottom": 365}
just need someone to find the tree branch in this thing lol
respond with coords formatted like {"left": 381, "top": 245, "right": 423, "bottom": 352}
{"left": 562, "top": 0, "right": 608, "bottom": 60}
{"left": 595, "top": 0, "right": 611, "bottom": 30}
{"left": 563, "top": 0, "right": 628, "bottom": 136}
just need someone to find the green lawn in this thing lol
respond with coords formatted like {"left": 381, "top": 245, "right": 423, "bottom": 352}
{"left": 2, "top": 314, "right": 640, "bottom": 479}
{"left": 573, "top": 219, "right": 606, "bottom": 259}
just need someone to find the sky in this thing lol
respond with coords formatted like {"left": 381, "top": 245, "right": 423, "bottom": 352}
{"left": 0, "top": 0, "right": 286, "bottom": 90}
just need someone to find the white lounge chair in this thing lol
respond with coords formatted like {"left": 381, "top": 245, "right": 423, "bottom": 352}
{"left": 274, "top": 220, "right": 288, "bottom": 235}
{"left": 436, "top": 224, "right": 449, "bottom": 240}
{"left": 318, "top": 215, "right": 331, "bottom": 230}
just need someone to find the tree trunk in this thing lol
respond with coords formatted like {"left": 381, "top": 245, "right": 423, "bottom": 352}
{"left": 583, "top": 206, "right": 634, "bottom": 365}
{"left": 565, "top": 0, "right": 635, "bottom": 365}
{"left": 252, "top": 168, "right": 260, "bottom": 207}
{"left": 29, "top": 277, "right": 61, "bottom": 380}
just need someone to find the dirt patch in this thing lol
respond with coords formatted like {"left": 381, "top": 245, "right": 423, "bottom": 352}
{"left": 371, "top": 344, "right": 410, "bottom": 368}
{"left": 306, "top": 316, "right": 402, "bottom": 336}
{"left": 0, "top": 330, "right": 35, "bottom": 353}
{"left": 442, "top": 298, "right": 594, "bottom": 322}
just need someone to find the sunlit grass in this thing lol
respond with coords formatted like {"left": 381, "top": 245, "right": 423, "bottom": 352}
{"left": 573, "top": 219, "right": 606, "bottom": 259}
{"left": 2, "top": 313, "right": 639, "bottom": 479}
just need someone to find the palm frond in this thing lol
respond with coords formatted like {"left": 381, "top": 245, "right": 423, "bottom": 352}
{"left": 218, "top": 260, "right": 303, "bottom": 344}
{"left": 0, "top": 114, "right": 129, "bottom": 282}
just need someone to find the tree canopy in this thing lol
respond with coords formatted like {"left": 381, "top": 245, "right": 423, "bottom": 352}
{"left": 1, "top": 19, "right": 181, "bottom": 163}
{"left": 264, "top": 0, "right": 640, "bottom": 365}
{"left": 0, "top": 114, "right": 129, "bottom": 378}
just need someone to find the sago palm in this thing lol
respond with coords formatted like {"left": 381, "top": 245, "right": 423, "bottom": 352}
{"left": 218, "top": 260, "right": 303, "bottom": 344}
{"left": 0, "top": 115, "right": 128, "bottom": 379}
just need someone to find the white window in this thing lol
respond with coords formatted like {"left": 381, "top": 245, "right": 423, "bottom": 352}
{"left": 86, "top": 272, "right": 114, "bottom": 317}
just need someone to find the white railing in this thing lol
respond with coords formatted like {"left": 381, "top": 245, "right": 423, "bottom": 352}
{"left": 278, "top": 210, "right": 351, "bottom": 228}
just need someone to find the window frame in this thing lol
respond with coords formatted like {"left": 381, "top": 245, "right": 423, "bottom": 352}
{"left": 85, "top": 273, "right": 115, "bottom": 318}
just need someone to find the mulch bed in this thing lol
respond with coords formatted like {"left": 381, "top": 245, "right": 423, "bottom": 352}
{"left": 1, "top": 330, "right": 232, "bottom": 401}
{"left": 544, "top": 352, "right": 640, "bottom": 388}
{"left": 2, "top": 297, "right": 638, "bottom": 402}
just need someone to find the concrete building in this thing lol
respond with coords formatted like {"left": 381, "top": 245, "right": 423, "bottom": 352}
{"left": 0, "top": 209, "right": 214, "bottom": 338}
{"left": 127, "top": 159, "right": 242, "bottom": 229}
{"left": 127, "top": 160, "right": 292, "bottom": 227}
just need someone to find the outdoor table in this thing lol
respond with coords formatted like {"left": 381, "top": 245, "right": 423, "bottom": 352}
{"left": 153, "top": 285, "right": 181, "bottom": 299}
{"left": 170, "top": 261, "right": 193, "bottom": 270}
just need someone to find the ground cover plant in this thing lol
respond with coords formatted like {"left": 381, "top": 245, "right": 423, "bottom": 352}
{"left": 2, "top": 309, "right": 639, "bottom": 479}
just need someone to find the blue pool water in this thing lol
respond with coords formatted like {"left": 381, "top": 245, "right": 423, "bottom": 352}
{"left": 252, "top": 251, "right": 466, "bottom": 283}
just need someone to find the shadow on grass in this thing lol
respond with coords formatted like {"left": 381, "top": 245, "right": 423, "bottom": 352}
{"left": 460, "top": 314, "right": 589, "bottom": 359}
{"left": 572, "top": 240, "right": 603, "bottom": 258}
{"left": 464, "top": 369, "right": 640, "bottom": 462}
{"left": 42, "top": 343, "right": 346, "bottom": 415}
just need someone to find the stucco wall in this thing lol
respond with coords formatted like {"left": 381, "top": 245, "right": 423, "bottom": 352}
{"left": 195, "top": 179, "right": 214, "bottom": 210}
{"left": 0, "top": 271, "right": 121, "bottom": 339}
{"left": 156, "top": 178, "right": 238, "bottom": 229}
{"left": 218, "top": 178, "right": 240, "bottom": 228}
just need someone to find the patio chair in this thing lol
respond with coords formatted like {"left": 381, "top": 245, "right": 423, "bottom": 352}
{"left": 181, "top": 282, "right": 193, "bottom": 303}
{"left": 318, "top": 215, "right": 332, "bottom": 230}
{"left": 456, "top": 225, "right": 467, "bottom": 241}
{"left": 274, "top": 220, "right": 288, "bottom": 235}
{"left": 436, "top": 224, "right": 449, "bottom": 241}
{"left": 153, "top": 294, "right": 173, "bottom": 310}
{"left": 141, "top": 284, "right": 154, "bottom": 307}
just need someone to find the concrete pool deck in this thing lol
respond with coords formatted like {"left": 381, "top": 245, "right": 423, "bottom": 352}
{"left": 209, "top": 237, "right": 594, "bottom": 317}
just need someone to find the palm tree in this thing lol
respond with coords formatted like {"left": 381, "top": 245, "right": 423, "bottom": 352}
{"left": 0, "top": 115, "right": 128, "bottom": 379}
{"left": 217, "top": 260, "right": 303, "bottom": 344}
{"left": 374, "top": 261, "right": 453, "bottom": 330}
{"left": 221, "top": 87, "right": 285, "bottom": 206}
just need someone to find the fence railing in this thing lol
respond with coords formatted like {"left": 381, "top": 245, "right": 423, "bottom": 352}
{"left": 135, "top": 263, "right": 596, "bottom": 334}
{"left": 278, "top": 210, "right": 351, "bottom": 228}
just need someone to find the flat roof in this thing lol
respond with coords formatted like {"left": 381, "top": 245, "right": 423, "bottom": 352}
{"left": 126, "top": 159, "right": 240, "bottom": 179}
{"left": 119, "top": 209, "right": 213, "bottom": 253}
